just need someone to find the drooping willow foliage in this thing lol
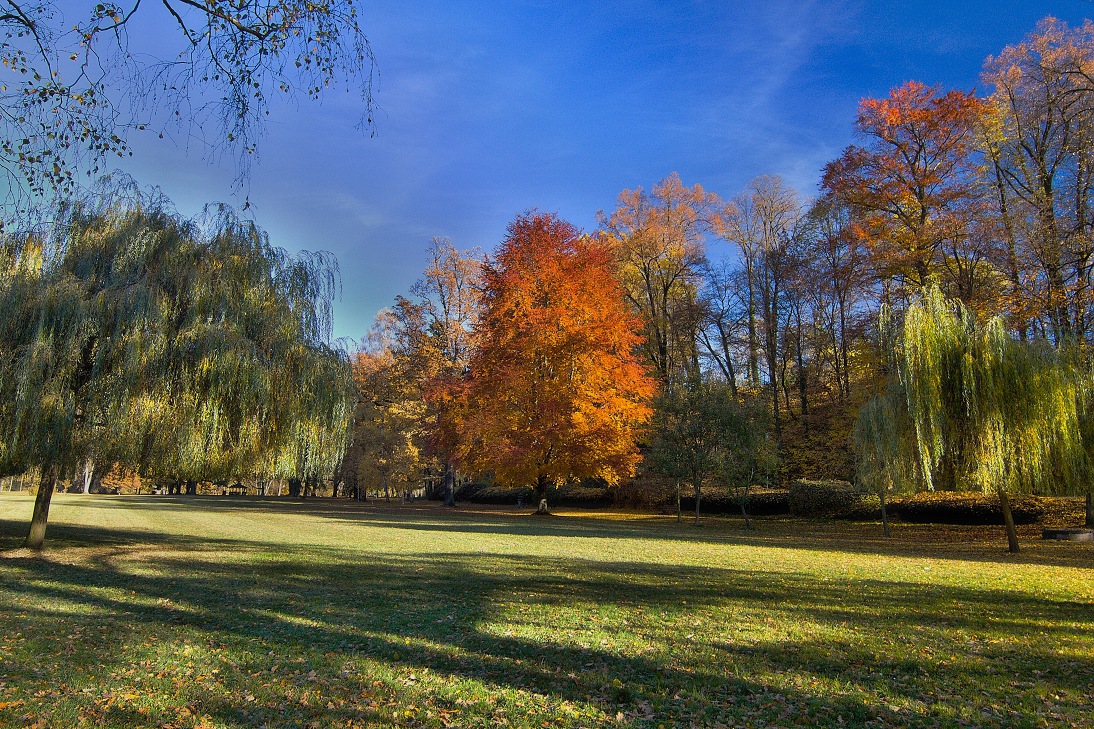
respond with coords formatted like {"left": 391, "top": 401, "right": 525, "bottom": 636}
{"left": 855, "top": 285, "right": 1087, "bottom": 498}
{"left": 0, "top": 183, "right": 354, "bottom": 495}
{"left": 853, "top": 380, "right": 918, "bottom": 498}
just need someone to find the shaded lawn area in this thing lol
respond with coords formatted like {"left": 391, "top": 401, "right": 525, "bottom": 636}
{"left": 0, "top": 494, "right": 1091, "bottom": 728}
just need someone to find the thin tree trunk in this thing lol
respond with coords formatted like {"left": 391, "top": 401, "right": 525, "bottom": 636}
{"left": 675, "top": 481, "right": 681, "bottom": 523}
{"left": 1085, "top": 492, "right": 1092, "bottom": 528}
{"left": 24, "top": 467, "right": 57, "bottom": 550}
{"left": 82, "top": 459, "right": 94, "bottom": 494}
{"left": 739, "top": 485, "right": 752, "bottom": 530}
{"left": 998, "top": 489, "right": 1019, "bottom": 554}
{"left": 794, "top": 308, "right": 808, "bottom": 432}
{"left": 880, "top": 487, "right": 890, "bottom": 538}
{"left": 693, "top": 475, "right": 701, "bottom": 527}
{"left": 747, "top": 264, "right": 760, "bottom": 386}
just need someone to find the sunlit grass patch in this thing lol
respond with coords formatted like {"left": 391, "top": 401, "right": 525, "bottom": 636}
{"left": 0, "top": 493, "right": 1091, "bottom": 728}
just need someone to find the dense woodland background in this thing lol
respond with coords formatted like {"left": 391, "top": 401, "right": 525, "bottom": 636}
{"left": 341, "top": 19, "right": 1094, "bottom": 514}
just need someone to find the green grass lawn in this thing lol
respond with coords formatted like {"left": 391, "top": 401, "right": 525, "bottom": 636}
{"left": 0, "top": 494, "right": 1091, "bottom": 728}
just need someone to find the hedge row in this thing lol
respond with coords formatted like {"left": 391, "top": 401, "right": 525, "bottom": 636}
{"left": 453, "top": 482, "right": 613, "bottom": 507}
{"left": 451, "top": 480, "right": 1072, "bottom": 525}
{"left": 676, "top": 489, "right": 789, "bottom": 516}
{"left": 888, "top": 491, "right": 1050, "bottom": 525}
{"left": 789, "top": 479, "right": 881, "bottom": 519}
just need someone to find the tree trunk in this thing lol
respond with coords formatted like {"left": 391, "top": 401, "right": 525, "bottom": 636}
{"left": 443, "top": 460, "right": 456, "bottom": 507}
{"left": 693, "top": 475, "right": 702, "bottom": 527}
{"left": 24, "top": 467, "right": 57, "bottom": 550}
{"left": 998, "top": 489, "right": 1019, "bottom": 554}
{"left": 533, "top": 473, "right": 550, "bottom": 515}
{"left": 82, "top": 459, "right": 94, "bottom": 494}
{"left": 1085, "top": 492, "right": 1092, "bottom": 528}
{"left": 738, "top": 485, "right": 752, "bottom": 530}
{"left": 880, "top": 487, "right": 890, "bottom": 538}
{"left": 675, "top": 481, "right": 681, "bottom": 523}
{"left": 938, "top": 453, "right": 958, "bottom": 492}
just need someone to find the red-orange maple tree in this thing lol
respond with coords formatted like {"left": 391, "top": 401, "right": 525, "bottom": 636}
{"left": 455, "top": 212, "right": 655, "bottom": 509}
{"left": 822, "top": 81, "right": 990, "bottom": 306}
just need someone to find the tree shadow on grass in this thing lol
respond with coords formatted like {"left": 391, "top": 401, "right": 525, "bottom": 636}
{"left": 1, "top": 521, "right": 1091, "bottom": 727}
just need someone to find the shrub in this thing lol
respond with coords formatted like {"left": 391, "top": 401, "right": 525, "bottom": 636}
{"left": 739, "top": 489, "right": 791, "bottom": 515}
{"left": 613, "top": 476, "right": 675, "bottom": 509}
{"left": 678, "top": 488, "right": 789, "bottom": 516}
{"left": 890, "top": 491, "right": 1049, "bottom": 525}
{"left": 789, "top": 479, "right": 880, "bottom": 519}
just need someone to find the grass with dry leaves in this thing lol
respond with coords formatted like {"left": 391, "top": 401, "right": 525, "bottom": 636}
{"left": 0, "top": 493, "right": 1091, "bottom": 728}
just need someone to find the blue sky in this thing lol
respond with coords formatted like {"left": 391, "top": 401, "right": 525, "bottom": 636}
{"left": 111, "top": 0, "right": 1093, "bottom": 342}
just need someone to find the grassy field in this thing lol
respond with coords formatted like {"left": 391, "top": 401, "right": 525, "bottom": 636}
{"left": 0, "top": 494, "right": 1091, "bottom": 728}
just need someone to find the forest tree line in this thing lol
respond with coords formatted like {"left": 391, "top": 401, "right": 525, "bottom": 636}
{"left": 343, "top": 18, "right": 1094, "bottom": 514}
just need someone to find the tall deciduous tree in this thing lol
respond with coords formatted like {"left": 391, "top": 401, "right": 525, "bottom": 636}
{"left": 803, "top": 194, "right": 870, "bottom": 404}
{"left": 823, "top": 81, "right": 992, "bottom": 310}
{"left": 981, "top": 18, "right": 1094, "bottom": 342}
{"left": 349, "top": 316, "right": 424, "bottom": 502}
{"left": 599, "top": 173, "right": 721, "bottom": 385}
{"left": 721, "top": 175, "right": 803, "bottom": 449}
{"left": 0, "top": 184, "right": 353, "bottom": 548}
{"left": 1, "top": 0, "right": 375, "bottom": 224}
{"left": 456, "top": 212, "right": 655, "bottom": 512}
{"left": 412, "top": 238, "right": 482, "bottom": 506}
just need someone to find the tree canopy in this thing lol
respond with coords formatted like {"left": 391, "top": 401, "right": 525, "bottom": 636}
{"left": 0, "top": 182, "right": 354, "bottom": 547}
{"left": 854, "top": 286, "right": 1088, "bottom": 550}
{"left": 647, "top": 381, "right": 771, "bottom": 525}
{"left": 1, "top": 0, "right": 374, "bottom": 225}
{"left": 454, "top": 212, "right": 655, "bottom": 509}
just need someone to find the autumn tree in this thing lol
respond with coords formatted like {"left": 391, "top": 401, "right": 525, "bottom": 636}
{"left": 822, "top": 81, "right": 993, "bottom": 311}
{"left": 981, "top": 18, "right": 1094, "bottom": 341}
{"left": 802, "top": 194, "right": 871, "bottom": 403}
{"left": 720, "top": 175, "right": 804, "bottom": 449}
{"left": 599, "top": 173, "right": 721, "bottom": 385}
{"left": 0, "top": 183, "right": 353, "bottom": 548}
{"left": 1, "top": 0, "right": 374, "bottom": 225}
{"left": 695, "top": 257, "right": 745, "bottom": 395}
{"left": 719, "top": 187, "right": 764, "bottom": 387}
{"left": 411, "top": 238, "right": 483, "bottom": 506}
{"left": 456, "top": 212, "right": 655, "bottom": 513}
{"left": 348, "top": 313, "right": 425, "bottom": 501}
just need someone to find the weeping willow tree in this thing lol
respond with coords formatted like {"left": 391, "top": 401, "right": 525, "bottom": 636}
{"left": 855, "top": 286, "right": 1087, "bottom": 551}
{"left": 0, "top": 184, "right": 353, "bottom": 548}
{"left": 853, "top": 381, "right": 918, "bottom": 538}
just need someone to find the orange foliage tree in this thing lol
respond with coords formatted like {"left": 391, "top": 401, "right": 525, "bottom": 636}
{"left": 455, "top": 212, "right": 656, "bottom": 511}
{"left": 598, "top": 172, "right": 722, "bottom": 385}
{"left": 822, "top": 81, "right": 993, "bottom": 310}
